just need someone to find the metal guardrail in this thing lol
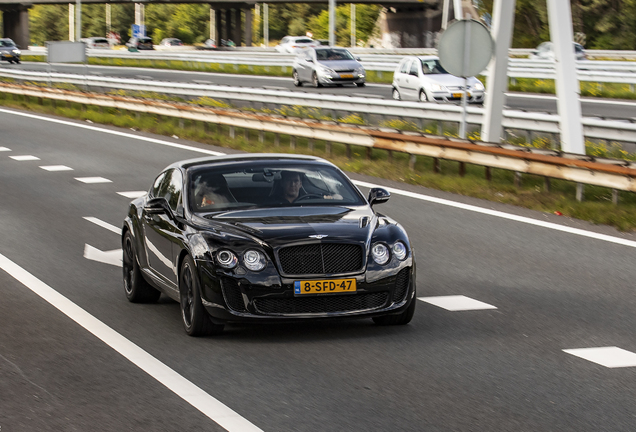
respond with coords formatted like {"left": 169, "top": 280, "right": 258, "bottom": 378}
{"left": 2, "top": 82, "right": 635, "bottom": 196}
{"left": 2, "top": 68, "right": 636, "bottom": 144}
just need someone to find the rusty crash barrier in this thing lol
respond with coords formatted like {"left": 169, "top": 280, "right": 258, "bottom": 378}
{"left": 2, "top": 83, "right": 636, "bottom": 199}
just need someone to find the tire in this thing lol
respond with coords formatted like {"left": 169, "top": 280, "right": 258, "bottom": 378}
{"left": 122, "top": 231, "right": 161, "bottom": 303}
{"left": 15, "top": 60, "right": 20, "bottom": 64}
{"left": 392, "top": 88, "right": 401, "bottom": 100}
{"left": 312, "top": 72, "right": 322, "bottom": 88}
{"left": 355, "top": 82, "right": 365, "bottom": 87}
{"left": 419, "top": 89, "right": 428, "bottom": 102}
{"left": 292, "top": 70, "right": 302, "bottom": 87}
{"left": 372, "top": 296, "right": 416, "bottom": 326}
{"left": 179, "top": 255, "right": 224, "bottom": 336}
{"left": 7, "top": 60, "right": 13, "bottom": 64}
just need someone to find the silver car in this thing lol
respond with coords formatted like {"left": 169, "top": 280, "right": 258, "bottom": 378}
{"left": 292, "top": 47, "right": 366, "bottom": 88}
{"left": 275, "top": 36, "right": 317, "bottom": 53}
{"left": 529, "top": 41, "right": 587, "bottom": 61}
{"left": 392, "top": 55, "right": 484, "bottom": 103}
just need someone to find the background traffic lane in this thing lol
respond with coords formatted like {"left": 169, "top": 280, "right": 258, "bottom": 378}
{"left": 0, "top": 272, "right": 226, "bottom": 432}
{"left": 2, "top": 109, "right": 636, "bottom": 431}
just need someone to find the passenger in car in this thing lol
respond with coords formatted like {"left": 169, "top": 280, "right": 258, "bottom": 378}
{"left": 194, "top": 174, "right": 235, "bottom": 208}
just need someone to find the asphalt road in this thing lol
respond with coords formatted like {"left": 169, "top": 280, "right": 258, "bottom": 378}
{"left": 5, "top": 61, "right": 636, "bottom": 121}
{"left": 2, "top": 107, "right": 636, "bottom": 431}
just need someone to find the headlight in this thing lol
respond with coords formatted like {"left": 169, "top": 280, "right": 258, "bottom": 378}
{"left": 431, "top": 84, "right": 447, "bottom": 92}
{"left": 243, "top": 249, "right": 266, "bottom": 271}
{"left": 392, "top": 242, "right": 407, "bottom": 260}
{"left": 355, "top": 67, "right": 365, "bottom": 74}
{"left": 12, "top": 49, "right": 20, "bottom": 55}
{"left": 474, "top": 82, "right": 484, "bottom": 91}
{"left": 216, "top": 249, "right": 238, "bottom": 269}
{"left": 371, "top": 243, "right": 390, "bottom": 265}
{"left": 319, "top": 66, "right": 335, "bottom": 75}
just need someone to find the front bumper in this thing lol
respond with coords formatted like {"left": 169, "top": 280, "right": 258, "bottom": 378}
{"left": 197, "top": 260, "right": 414, "bottom": 323}
{"left": 317, "top": 70, "right": 366, "bottom": 86}
{"left": 431, "top": 90, "right": 484, "bottom": 103}
{"left": 1, "top": 53, "right": 19, "bottom": 61}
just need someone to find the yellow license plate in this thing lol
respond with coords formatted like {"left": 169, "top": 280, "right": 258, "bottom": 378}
{"left": 294, "top": 279, "right": 356, "bottom": 295}
{"left": 5, "top": 54, "right": 12, "bottom": 58}
{"left": 452, "top": 93, "right": 462, "bottom": 98}
{"left": 340, "top": 73, "right": 354, "bottom": 79}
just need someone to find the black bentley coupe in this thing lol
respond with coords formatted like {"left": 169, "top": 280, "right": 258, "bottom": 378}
{"left": 122, "top": 154, "right": 416, "bottom": 335}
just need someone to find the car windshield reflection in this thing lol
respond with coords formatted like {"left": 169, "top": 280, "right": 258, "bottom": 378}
{"left": 188, "top": 163, "right": 365, "bottom": 214}
{"left": 315, "top": 48, "right": 355, "bottom": 61}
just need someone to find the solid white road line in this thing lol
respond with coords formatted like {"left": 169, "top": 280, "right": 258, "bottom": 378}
{"left": 0, "top": 146, "right": 11, "bottom": 151}
{"left": 418, "top": 295, "right": 497, "bottom": 311}
{"left": 40, "top": 165, "right": 73, "bottom": 171}
{"left": 563, "top": 347, "right": 636, "bottom": 368}
{"left": 352, "top": 180, "right": 636, "bottom": 249}
{"left": 0, "top": 252, "right": 263, "bottom": 432}
{"left": 75, "top": 177, "right": 112, "bottom": 184}
{"left": 0, "top": 108, "right": 225, "bottom": 156}
{"left": 83, "top": 216, "right": 121, "bottom": 234}
{"left": 83, "top": 244, "right": 122, "bottom": 267}
{"left": 2, "top": 107, "right": 635, "bottom": 250}
{"left": 10, "top": 155, "right": 40, "bottom": 161}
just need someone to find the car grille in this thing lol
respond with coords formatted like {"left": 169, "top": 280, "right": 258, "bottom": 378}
{"left": 393, "top": 268, "right": 410, "bottom": 303}
{"left": 334, "top": 69, "right": 354, "bottom": 73}
{"left": 254, "top": 292, "right": 388, "bottom": 315}
{"left": 278, "top": 243, "right": 363, "bottom": 275}
{"left": 221, "top": 279, "right": 247, "bottom": 313}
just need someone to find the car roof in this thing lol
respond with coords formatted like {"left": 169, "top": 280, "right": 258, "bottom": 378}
{"left": 170, "top": 153, "right": 329, "bottom": 171}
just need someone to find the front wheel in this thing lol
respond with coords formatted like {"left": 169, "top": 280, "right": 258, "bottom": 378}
{"left": 392, "top": 88, "right": 401, "bottom": 100}
{"left": 419, "top": 89, "right": 428, "bottom": 102}
{"left": 179, "top": 255, "right": 224, "bottom": 336}
{"left": 372, "top": 296, "right": 416, "bottom": 326}
{"left": 122, "top": 231, "right": 160, "bottom": 303}
{"left": 355, "top": 82, "right": 365, "bottom": 87}
{"left": 292, "top": 70, "right": 302, "bottom": 87}
{"left": 312, "top": 72, "right": 322, "bottom": 88}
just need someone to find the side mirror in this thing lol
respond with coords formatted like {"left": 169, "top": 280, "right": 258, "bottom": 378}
{"left": 368, "top": 188, "right": 390, "bottom": 207}
{"left": 175, "top": 205, "right": 186, "bottom": 223}
{"left": 356, "top": 56, "right": 361, "bottom": 61}
{"left": 144, "top": 197, "right": 170, "bottom": 214}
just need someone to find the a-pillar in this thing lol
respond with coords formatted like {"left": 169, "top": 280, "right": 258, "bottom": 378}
{"left": 233, "top": 8, "right": 242, "bottom": 46}
{"left": 244, "top": 7, "right": 252, "bottom": 47}
{"left": 2, "top": 5, "right": 30, "bottom": 49}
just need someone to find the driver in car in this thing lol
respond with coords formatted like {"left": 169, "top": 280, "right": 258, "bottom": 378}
{"left": 271, "top": 170, "right": 343, "bottom": 203}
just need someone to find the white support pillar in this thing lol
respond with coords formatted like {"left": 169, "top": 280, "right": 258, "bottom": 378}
{"left": 210, "top": 7, "right": 215, "bottom": 40}
{"left": 264, "top": 3, "right": 269, "bottom": 47}
{"left": 135, "top": 3, "right": 144, "bottom": 27}
{"left": 106, "top": 4, "right": 111, "bottom": 35}
{"left": 75, "top": 0, "right": 81, "bottom": 41}
{"left": 453, "top": 0, "right": 462, "bottom": 19}
{"left": 442, "top": 0, "right": 450, "bottom": 30}
{"left": 350, "top": 4, "right": 356, "bottom": 47}
{"left": 481, "top": 0, "right": 516, "bottom": 143}
{"left": 547, "top": 0, "right": 585, "bottom": 154}
{"left": 69, "top": 3, "right": 74, "bottom": 41}
{"left": 329, "top": 0, "right": 336, "bottom": 46}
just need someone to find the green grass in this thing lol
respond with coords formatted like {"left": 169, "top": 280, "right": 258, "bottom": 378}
{"left": 1, "top": 89, "right": 635, "bottom": 232}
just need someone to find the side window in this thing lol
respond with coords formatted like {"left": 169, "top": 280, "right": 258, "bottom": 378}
{"left": 400, "top": 60, "right": 410, "bottom": 74}
{"left": 409, "top": 61, "right": 419, "bottom": 76}
{"left": 150, "top": 171, "right": 167, "bottom": 198}
{"left": 157, "top": 169, "right": 183, "bottom": 211}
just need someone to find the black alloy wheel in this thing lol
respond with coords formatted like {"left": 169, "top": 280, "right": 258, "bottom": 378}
{"left": 372, "top": 295, "right": 416, "bottom": 326}
{"left": 312, "top": 72, "right": 322, "bottom": 88}
{"left": 122, "top": 231, "right": 160, "bottom": 303}
{"left": 179, "top": 255, "right": 224, "bottom": 336}
{"left": 293, "top": 70, "right": 302, "bottom": 87}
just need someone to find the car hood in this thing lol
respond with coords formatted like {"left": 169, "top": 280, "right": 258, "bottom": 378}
{"left": 200, "top": 206, "right": 376, "bottom": 248}
{"left": 423, "top": 74, "right": 480, "bottom": 86}
{"left": 317, "top": 60, "right": 362, "bottom": 71}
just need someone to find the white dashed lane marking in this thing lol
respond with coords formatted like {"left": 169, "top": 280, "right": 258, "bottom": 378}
{"left": 418, "top": 295, "right": 497, "bottom": 311}
{"left": 75, "top": 177, "right": 112, "bottom": 184}
{"left": 0, "top": 147, "right": 11, "bottom": 151}
{"left": 117, "top": 191, "right": 147, "bottom": 199}
{"left": 563, "top": 347, "right": 636, "bottom": 368}
{"left": 40, "top": 165, "right": 74, "bottom": 171}
{"left": 83, "top": 244, "right": 122, "bottom": 267}
{"left": 83, "top": 216, "right": 121, "bottom": 234}
{"left": 10, "top": 155, "right": 40, "bottom": 161}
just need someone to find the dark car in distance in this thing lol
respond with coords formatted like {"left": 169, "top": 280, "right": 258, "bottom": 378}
{"left": 126, "top": 36, "right": 154, "bottom": 51}
{"left": 0, "top": 38, "right": 21, "bottom": 63}
{"left": 122, "top": 154, "right": 416, "bottom": 336}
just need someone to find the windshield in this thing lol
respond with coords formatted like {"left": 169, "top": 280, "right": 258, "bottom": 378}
{"left": 420, "top": 59, "right": 449, "bottom": 74}
{"left": 188, "top": 162, "right": 365, "bottom": 214}
{"left": 315, "top": 49, "right": 354, "bottom": 61}
{"left": 0, "top": 40, "right": 16, "bottom": 47}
